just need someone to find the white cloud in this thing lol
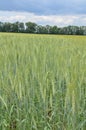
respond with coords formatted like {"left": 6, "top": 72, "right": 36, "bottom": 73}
{"left": 0, "top": 15, "right": 26, "bottom": 22}
{"left": 0, "top": 11, "right": 86, "bottom": 26}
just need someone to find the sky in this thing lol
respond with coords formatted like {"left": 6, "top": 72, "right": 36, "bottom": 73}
{"left": 0, "top": 0, "right": 86, "bottom": 26}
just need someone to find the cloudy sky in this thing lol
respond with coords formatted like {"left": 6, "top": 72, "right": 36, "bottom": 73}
{"left": 0, "top": 0, "right": 86, "bottom": 26}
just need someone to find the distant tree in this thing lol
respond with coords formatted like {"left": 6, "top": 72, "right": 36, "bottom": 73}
{"left": 11, "top": 22, "right": 19, "bottom": 32}
{"left": 49, "top": 26, "right": 58, "bottom": 34}
{"left": 2, "top": 22, "right": 12, "bottom": 32}
{"left": 25, "top": 22, "right": 37, "bottom": 33}
{"left": 78, "top": 27, "right": 83, "bottom": 35}
{"left": 0, "top": 21, "right": 86, "bottom": 35}
{"left": 81, "top": 26, "right": 86, "bottom": 35}
{"left": 45, "top": 25, "right": 52, "bottom": 34}
{"left": 11, "top": 22, "right": 25, "bottom": 33}
{"left": 18, "top": 22, "right": 25, "bottom": 32}
{"left": 0, "top": 22, "right": 3, "bottom": 32}
{"left": 37, "top": 25, "right": 48, "bottom": 34}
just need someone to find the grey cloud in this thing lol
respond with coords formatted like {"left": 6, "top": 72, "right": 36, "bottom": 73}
{"left": 0, "top": 0, "right": 86, "bottom": 15}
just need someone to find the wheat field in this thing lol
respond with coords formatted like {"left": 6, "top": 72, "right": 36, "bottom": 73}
{"left": 0, "top": 33, "right": 86, "bottom": 130}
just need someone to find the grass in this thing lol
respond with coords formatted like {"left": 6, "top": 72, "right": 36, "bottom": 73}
{"left": 0, "top": 33, "right": 86, "bottom": 130}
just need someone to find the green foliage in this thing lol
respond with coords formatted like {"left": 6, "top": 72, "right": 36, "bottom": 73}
{"left": 0, "top": 21, "right": 86, "bottom": 35}
{"left": 25, "top": 22, "right": 37, "bottom": 33}
{"left": 0, "top": 33, "right": 86, "bottom": 130}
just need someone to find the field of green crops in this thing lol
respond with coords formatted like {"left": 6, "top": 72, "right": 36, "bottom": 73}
{"left": 0, "top": 33, "right": 86, "bottom": 130}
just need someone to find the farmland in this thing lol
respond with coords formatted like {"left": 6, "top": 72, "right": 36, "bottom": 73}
{"left": 0, "top": 33, "right": 86, "bottom": 130}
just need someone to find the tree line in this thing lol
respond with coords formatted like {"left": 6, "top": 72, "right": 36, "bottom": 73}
{"left": 0, "top": 21, "right": 86, "bottom": 35}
